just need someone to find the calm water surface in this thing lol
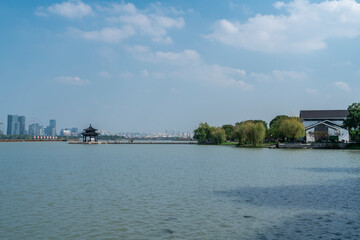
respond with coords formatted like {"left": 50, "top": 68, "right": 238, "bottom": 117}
{"left": 0, "top": 143, "right": 359, "bottom": 239}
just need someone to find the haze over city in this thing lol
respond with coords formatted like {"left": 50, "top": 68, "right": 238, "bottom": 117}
{"left": 1, "top": 0, "right": 360, "bottom": 132}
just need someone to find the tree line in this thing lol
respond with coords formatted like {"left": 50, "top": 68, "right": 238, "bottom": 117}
{"left": 194, "top": 102, "right": 360, "bottom": 146}
{"left": 343, "top": 103, "right": 360, "bottom": 143}
{"left": 194, "top": 115, "right": 305, "bottom": 146}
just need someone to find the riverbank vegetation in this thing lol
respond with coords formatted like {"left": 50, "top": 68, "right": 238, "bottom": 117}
{"left": 343, "top": 103, "right": 360, "bottom": 143}
{"left": 194, "top": 115, "right": 305, "bottom": 146}
{"left": 194, "top": 102, "right": 360, "bottom": 146}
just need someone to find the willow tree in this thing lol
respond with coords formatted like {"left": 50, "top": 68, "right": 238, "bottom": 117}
{"left": 210, "top": 127, "right": 226, "bottom": 145}
{"left": 235, "top": 121, "right": 266, "bottom": 146}
{"left": 222, "top": 124, "right": 235, "bottom": 141}
{"left": 277, "top": 117, "right": 305, "bottom": 141}
{"left": 194, "top": 123, "right": 226, "bottom": 144}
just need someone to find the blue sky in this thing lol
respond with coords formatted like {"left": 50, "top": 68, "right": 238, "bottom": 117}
{"left": 1, "top": 0, "right": 359, "bottom": 132}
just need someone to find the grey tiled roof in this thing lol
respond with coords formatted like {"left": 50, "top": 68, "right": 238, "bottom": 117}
{"left": 300, "top": 110, "right": 348, "bottom": 119}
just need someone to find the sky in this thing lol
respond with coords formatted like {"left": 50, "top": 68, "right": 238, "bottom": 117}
{"left": 1, "top": 0, "right": 360, "bottom": 133}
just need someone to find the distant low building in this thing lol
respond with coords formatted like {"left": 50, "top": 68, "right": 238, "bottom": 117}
{"left": 300, "top": 110, "right": 349, "bottom": 142}
{"left": 60, "top": 129, "right": 71, "bottom": 136}
{"left": 71, "top": 128, "right": 79, "bottom": 136}
{"left": 60, "top": 127, "right": 79, "bottom": 137}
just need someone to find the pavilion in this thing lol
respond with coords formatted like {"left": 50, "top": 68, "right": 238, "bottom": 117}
{"left": 81, "top": 124, "right": 99, "bottom": 142}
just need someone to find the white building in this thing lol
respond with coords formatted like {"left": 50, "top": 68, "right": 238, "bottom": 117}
{"left": 300, "top": 110, "right": 349, "bottom": 143}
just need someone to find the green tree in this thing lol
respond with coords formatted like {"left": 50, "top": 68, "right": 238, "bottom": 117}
{"left": 268, "top": 115, "right": 290, "bottom": 141}
{"left": 210, "top": 127, "right": 226, "bottom": 145}
{"left": 236, "top": 120, "right": 267, "bottom": 130}
{"left": 234, "top": 121, "right": 266, "bottom": 146}
{"left": 343, "top": 103, "right": 360, "bottom": 142}
{"left": 222, "top": 124, "right": 235, "bottom": 141}
{"left": 193, "top": 122, "right": 212, "bottom": 144}
{"left": 277, "top": 117, "right": 305, "bottom": 141}
{"left": 269, "top": 115, "right": 289, "bottom": 128}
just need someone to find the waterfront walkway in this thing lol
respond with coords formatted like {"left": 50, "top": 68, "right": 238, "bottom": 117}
{"left": 69, "top": 141, "right": 198, "bottom": 144}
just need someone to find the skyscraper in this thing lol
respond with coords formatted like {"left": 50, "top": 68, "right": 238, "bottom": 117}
{"left": 28, "top": 123, "right": 43, "bottom": 136}
{"left": 0, "top": 122, "right": 4, "bottom": 135}
{"left": 7, "top": 115, "right": 26, "bottom": 135}
{"left": 45, "top": 119, "right": 56, "bottom": 136}
{"left": 18, "top": 116, "right": 25, "bottom": 135}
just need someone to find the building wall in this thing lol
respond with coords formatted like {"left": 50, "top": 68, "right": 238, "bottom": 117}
{"left": 28, "top": 123, "right": 43, "bottom": 136}
{"left": 339, "top": 128, "right": 350, "bottom": 142}
{"left": 46, "top": 120, "right": 56, "bottom": 136}
{"left": 306, "top": 129, "right": 315, "bottom": 142}
{"left": 303, "top": 120, "right": 344, "bottom": 127}
{"left": 305, "top": 124, "right": 349, "bottom": 143}
{"left": 18, "top": 116, "right": 25, "bottom": 135}
{"left": 7, "top": 115, "right": 25, "bottom": 135}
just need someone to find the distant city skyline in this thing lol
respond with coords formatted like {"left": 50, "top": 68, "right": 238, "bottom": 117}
{"left": 1, "top": 0, "right": 359, "bottom": 132}
{"left": 2, "top": 113, "right": 192, "bottom": 137}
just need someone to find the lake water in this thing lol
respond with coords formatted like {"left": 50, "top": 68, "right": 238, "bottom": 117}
{"left": 1, "top": 143, "right": 359, "bottom": 239}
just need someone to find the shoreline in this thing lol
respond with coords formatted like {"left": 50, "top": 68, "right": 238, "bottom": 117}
{"left": 0, "top": 139, "right": 66, "bottom": 142}
{"left": 1, "top": 140, "right": 359, "bottom": 149}
{"left": 69, "top": 141, "right": 197, "bottom": 144}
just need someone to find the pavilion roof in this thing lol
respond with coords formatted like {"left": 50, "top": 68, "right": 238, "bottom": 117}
{"left": 83, "top": 124, "right": 98, "bottom": 132}
{"left": 82, "top": 132, "right": 99, "bottom": 136}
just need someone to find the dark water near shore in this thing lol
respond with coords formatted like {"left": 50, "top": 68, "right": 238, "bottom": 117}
{"left": 1, "top": 143, "right": 359, "bottom": 239}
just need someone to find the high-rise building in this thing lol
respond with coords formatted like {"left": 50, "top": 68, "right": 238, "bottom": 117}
{"left": 28, "top": 123, "right": 43, "bottom": 136}
{"left": 0, "top": 122, "right": 4, "bottom": 135}
{"left": 7, "top": 115, "right": 26, "bottom": 135}
{"left": 45, "top": 119, "right": 56, "bottom": 136}
{"left": 18, "top": 116, "right": 25, "bottom": 135}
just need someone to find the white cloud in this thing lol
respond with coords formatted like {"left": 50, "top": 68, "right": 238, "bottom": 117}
{"left": 127, "top": 46, "right": 307, "bottom": 90}
{"left": 164, "top": 63, "right": 253, "bottom": 90}
{"left": 70, "top": 26, "right": 135, "bottom": 43}
{"left": 106, "top": 8, "right": 184, "bottom": 43}
{"left": 37, "top": 0, "right": 93, "bottom": 19}
{"left": 127, "top": 47, "right": 252, "bottom": 89}
{"left": 126, "top": 46, "right": 200, "bottom": 65}
{"left": 97, "top": 2, "right": 137, "bottom": 14}
{"left": 305, "top": 88, "right": 318, "bottom": 95}
{"left": 66, "top": 2, "right": 185, "bottom": 44}
{"left": 207, "top": 0, "right": 360, "bottom": 53}
{"left": 249, "top": 70, "right": 307, "bottom": 82}
{"left": 34, "top": 7, "right": 48, "bottom": 17}
{"left": 55, "top": 76, "right": 89, "bottom": 85}
{"left": 124, "top": 45, "right": 150, "bottom": 53}
{"left": 197, "top": 64, "right": 253, "bottom": 90}
{"left": 333, "top": 60, "right": 352, "bottom": 66}
{"left": 154, "top": 49, "right": 200, "bottom": 63}
{"left": 332, "top": 81, "right": 350, "bottom": 91}
{"left": 37, "top": 2, "right": 185, "bottom": 43}
{"left": 274, "top": 2, "right": 286, "bottom": 9}
{"left": 148, "top": 2, "right": 186, "bottom": 16}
